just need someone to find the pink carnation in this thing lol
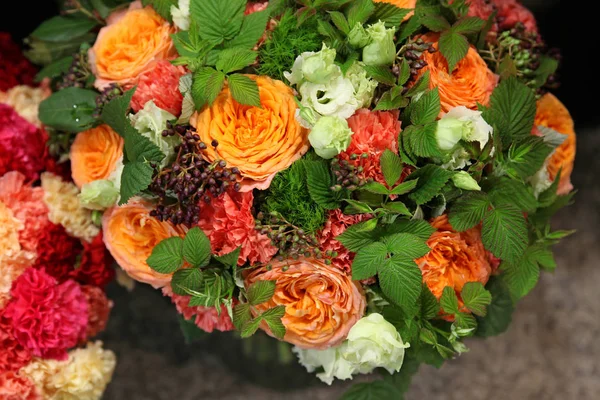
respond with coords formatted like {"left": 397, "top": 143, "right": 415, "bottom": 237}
{"left": 0, "top": 104, "right": 49, "bottom": 182}
{"left": 0, "top": 316, "right": 31, "bottom": 374}
{"left": 4, "top": 269, "right": 88, "bottom": 360}
{"left": 0, "top": 171, "right": 52, "bottom": 252}
{"left": 130, "top": 60, "right": 186, "bottom": 116}
{"left": 81, "top": 285, "right": 112, "bottom": 341}
{"left": 465, "top": 0, "right": 497, "bottom": 32}
{"left": 0, "top": 372, "right": 40, "bottom": 400}
{"left": 198, "top": 191, "right": 277, "bottom": 266}
{"left": 318, "top": 210, "right": 372, "bottom": 274}
{"left": 493, "top": 0, "right": 538, "bottom": 33}
{"left": 162, "top": 286, "right": 234, "bottom": 333}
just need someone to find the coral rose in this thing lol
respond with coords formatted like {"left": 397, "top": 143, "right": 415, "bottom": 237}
{"left": 373, "top": 0, "right": 416, "bottom": 20}
{"left": 493, "top": 0, "right": 538, "bottom": 33}
{"left": 534, "top": 93, "right": 576, "bottom": 195}
{"left": 102, "top": 199, "right": 186, "bottom": 288}
{"left": 415, "top": 34, "right": 498, "bottom": 114}
{"left": 192, "top": 75, "right": 309, "bottom": 191}
{"left": 90, "top": 1, "right": 175, "bottom": 89}
{"left": 415, "top": 215, "right": 492, "bottom": 299}
{"left": 245, "top": 257, "right": 366, "bottom": 349}
{"left": 70, "top": 124, "right": 124, "bottom": 188}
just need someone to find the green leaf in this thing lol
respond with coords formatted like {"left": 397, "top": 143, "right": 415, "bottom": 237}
{"left": 171, "top": 268, "right": 204, "bottom": 296}
{"left": 352, "top": 242, "right": 388, "bottom": 280}
{"left": 501, "top": 246, "right": 544, "bottom": 300}
{"left": 461, "top": 282, "right": 491, "bottom": 317}
{"left": 371, "top": 4, "right": 412, "bottom": 28}
{"left": 123, "top": 130, "right": 165, "bottom": 163}
{"left": 379, "top": 255, "right": 423, "bottom": 315}
{"left": 390, "top": 179, "right": 419, "bottom": 196}
{"left": 228, "top": 74, "right": 262, "bottom": 107}
{"left": 504, "top": 136, "right": 553, "bottom": 180}
{"left": 341, "top": 381, "right": 400, "bottom": 400}
{"left": 190, "top": 0, "right": 246, "bottom": 42}
{"left": 216, "top": 48, "right": 258, "bottom": 74}
{"left": 213, "top": 247, "right": 241, "bottom": 268}
{"left": 475, "top": 277, "right": 514, "bottom": 337}
{"left": 329, "top": 11, "right": 350, "bottom": 34}
{"left": 192, "top": 67, "right": 226, "bottom": 107}
{"left": 488, "top": 76, "right": 536, "bottom": 144}
{"left": 397, "top": 59, "right": 411, "bottom": 86}
{"left": 303, "top": 160, "right": 344, "bottom": 210}
{"left": 178, "top": 315, "right": 207, "bottom": 344}
{"left": 452, "top": 16, "right": 485, "bottom": 34}
{"left": 247, "top": 280, "right": 277, "bottom": 306}
{"left": 233, "top": 303, "right": 252, "bottom": 330}
{"left": 421, "top": 14, "right": 450, "bottom": 32}
{"left": 261, "top": 304, "right": 286, "bottom": 320}
{"left": 360, "top": 182, "right": 389, "bottom": 195}
{"left": 439, "top": 30, "right": 468, "bottom": 72}
{"left": 147, "top": 237, "right": 184, "bottom": 274}
{"left": 527, "top": 245, "right": 556, "bottom": 271}
{"left": 374, "top": 90, "right": 409, "bottom": 111}
{"left": 363, "top": 65, "right": 396, "bottom": 86}
{"left": 226, "top": 9, "right": 270, "bottom": 49}
{"left": 532, "top": 56, "right": 558, "bottom": 89}
{"left": 142, "top": 0, "right": 178, "bottom": 21}
{"left": 183, "top": 227, "right": 212, "bottom": 267}
{"left": 383, "top": 353, "right": 420, "bottom": 396}
{"left": 25, "top": 35, "right": 94, "bottom": 66}
{"left": 407, "top": 165, "right": 454, "bottom": 205}
{"left": 440, "top": 286, "right": 460, "bottom": 314}
{"left": 411, "top": 88, "right": 440, "bottom": 125}
{"left": 35, "top": 56, "right": 72, "bottom": 82}
{"left": 241, "top": 317, "right": 263, "bottom": 338}
{"left": 404, "top": 123, "right": 442, "bottom": 158}
{"left": 39, "top": 88, "right": 98, "bottom": 132}
{"left": 398, "top": 13, "right": 423, "bottom": 43}
{"left": 449, "top": 192, "right": 490, "bottom": 232}
{"left": 31, "top": 15, "right": 98, "bottom": 42}
{"left": 119, "top": 161, "right": 154, "bottom": 205}
{"left": 383, "top": 219, "right": 435, "bottom": 241}
{"left": 382, "top": 233, "right": 430, "bottom": 259}
{"left": 482, "top": 204, "right": 528, "bottom": 263}
{"left": 405, "top": 70, "right": 430, "bottom": 97}
{"left": 101, "top": 88, "right": 136, "bottom": 137}
{"left": 345, "top": 199, "right": 375, "bottom": 214}
{"left": 419, "top": 328, "right": 438, "bottom": 346}
{"left": 383, "top": 202, "right": 411, "bottom": 216}
{"left": 335, "top": 221, "right": 377, "bottom": 252}
{"left": 347, "top": 0, "right": 375, "bottom": 27}
{"left": 454, "top": 312, "right": 477, "bottom": 332}
{"left": 486, "top": 178, "right": 538, "bottom": 213}
{"left": 187, "top": 270, "right": 234, "bottom": 307}
{"left": 380, "top": 149, "right": 403, "bottom": 187}
{"left": 420, "top": 284, "right": 440, "bottom": 319}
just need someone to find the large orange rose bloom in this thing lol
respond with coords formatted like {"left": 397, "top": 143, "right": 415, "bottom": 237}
{"left": 374, "top": 0, "right": 416, "bottom": 20}
{"left": 534, "top": 93, "right": 576, "bottom": 195}
{"left": 102, "top": 200, "right": 186, "bottom": 288}
{"left": 415, "top": 215, "right": 492, "bottom": 299}
{"left": 70, "top": 124, "right": 124, "bottom": 188}
{"left": 415, "top": 34, "right": 498, "bottom": 114}
{"left": 192, "top": 75, "right": 309, "bottom": 191}
{"left": 90, "top": 2, "right": 175, "bottom": 89}
{"left": 245, "top": 258, "right": 366, "bottom": 349}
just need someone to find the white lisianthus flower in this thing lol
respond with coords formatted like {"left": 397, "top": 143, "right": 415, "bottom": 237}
{"left": 79, "top": 180, "right": 120, "bottom": 210}
{"left": 294, "top": 313, "right": 410, "bottom": 385}
{"left": 284, "top": 44, "right": 341, "bottom": 86}
{"left": 171, "top": 0, "right": 190, "bottom": 31}
{"left": 363, "top": 21, "right": 396, "bottom": 66}
{"left": 442, "top": 106, "right": 493, "bottom": 148}
{"left": 308, "top": 116, "right": 354, "bottom": 159}
{"left": 345, "top": 62, "right": 378, "bottom": 109}
{"left": 130, "top": 101, "right": 180, "bottom": 166}
{"left": 299, "top": 76, "right": 358, "bottom": 120}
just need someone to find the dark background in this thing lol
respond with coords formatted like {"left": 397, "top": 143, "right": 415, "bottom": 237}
{"left": 2, "top": 2, "right": 599, "bottom": 399}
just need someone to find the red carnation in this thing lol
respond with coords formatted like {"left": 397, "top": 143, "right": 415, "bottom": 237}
{"left": 4, "top": 269, "right": 88, "bottom": 360}
{"left": 80, "top": 285, "right": 112, "bottom": 340}
{"left": 492, "top": 0, "right": 538, "bottom": 33}
{"left": 32, "top": 223, "right": 82, "bottom": 282}
{"left": 0, "top": 316, "right": 31, "bottom": 374}
{"left": 130, "top": 60, "right": 186, "bottom": 116}
{"left": 70, "top": 231, "right": 115, "bottom": 288}
{"left": 0, "top": 33, "right": 37, "bottom": 92}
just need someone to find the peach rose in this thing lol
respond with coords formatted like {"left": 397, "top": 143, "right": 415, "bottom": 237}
{"left": 245, "top": 257, "right": 366, "bottom": 349}
{"left": 102, "top": 199, "right": 186, "bottom": 288}
{"left": 90, "top": 1, "right": 175, "bottom": 89}
{"left": 534, "top": 93, "right": 576, "bottom": 195}
{"left": 374, "top": 0, "right": 416, "bottom": 20}
{"left": 192, "top": 75, "right": 308, "bottom": 191}
{"left": 415, "top": 215, "right": 492, "bottom": 300}
{"left": 70, "top": 124, "right": 124, "bottom": 188}
{"left": 415, "top": 34, "right": 498, "bottom": 114}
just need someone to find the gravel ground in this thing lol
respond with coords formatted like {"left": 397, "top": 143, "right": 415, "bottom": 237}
{"left": 99, "top": 129, "right": 599, "bottom": 400}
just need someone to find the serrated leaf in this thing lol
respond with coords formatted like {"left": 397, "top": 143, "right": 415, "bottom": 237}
{"left": 261, "top": 304, "right": 286, "bottom": 320}
{"left": 461, "top": 282, "right": 492, "bottom": 317}
{"left": 383, "top": 219, "right": 435, "bottom": 240}
{"left": 380, "top": 149, "right": 403, "bottom": 187}
{"left": 454, "top": 312, "right": 477, "bottom": 332}
{"left": 452, "top": 16, "right": 485, "bottom": 34}
{"left": 383, "top": 202, "right": 411, "bottom": 216}
{"left": 147, "top": 237, "right": 184, "bottom": 274}
{"left": 390, "top": 179, "right": 419, "bottom": 196}
{"left": 142, "top": 0, "right": 177, "bottom": 21}
{"left": 505, "top": 136, "right": 553, "bottom": 180}
{"left": 303, "top": 160, "right": 344, "bottom": 210}
{"left": 228, "top": 73, "right": 262, "bottom": 107}
{"left": 240, "top": 317, "right": 263, "bottom": 338}
{"left": 421, "top": 14, "right": 450, "bottom": 32}
{"left": 398, "top": 13, "right": 423, "bottom": 43}
{"left": 475, "top": 276, "right": 514, "bottom": 337}
{"left": 361, "top": 182, "right": 390, "bottom": 195}
{"left": 187, "top": 270, "right": 234, "bottom": 307}
{"left": 31, "top": 15, "right": 98, "bottom": 42}
{"left": 101, "top": 87, "right": 136, "bottom": 136}
{"left": 247, "top": 280, "right": 277, "bottom": 306}
{"left": 119, "top": 161, "right": 154, "bottom": 205}
{"left": 264, "top": 316, "right": 286, "bottom": 339}
{"left": 407, "top": 165, "right": 454, "bottom": 205}
{"left": 183, "top": 227, "right": 212, "bottom": 267}
{"left": 439, "top": 30, "right": 469, "bottom": 72}
{"left": 527, "top": 245, "right": 556, "bottom": 271}
{"left": 190, "top": 0, "right": 246, "bottom": 42}
{"left": 449, "top": 192, "right": 490, "bottom": 231}
{"left": 382, "top": 233, "right": 430, "bottom": 259}
{"left": 397, "top": 59, "right": 411, "bottom": 86}
{"left": 352, "top": 242, "right": 388, "bottom": 280}
{"left": 411, "top": 88, "right": 440, "bottom": 125}
{"left": 371, "top": 4, "right": 412, "bottom": 27}
{"left": 192, "top": 67, "right": 225, "bottom": 107}
{"left": 171, "top": 268, "right": 203, "bottom": 296}
{"left": 39, "top": 87, "right": 98, "bottom": 133}
{"left": 34, "top": 56, "right": 72, "bottom": 82}
{"left": 488, "top": 76, "right": 536, "bottom": 144}
{"left": 335, "top": 221, "right": 377, "bottom": 252}
{"left": 347, "top": 0, "right": 375, "bottom": 27}
{"left": 341, "top": 381, "right": 400, "bottom": 400}
{"left": 486, "top": 177, "right": 537, "bottom": 213}
{"left": 374, "top": 90, "right": 409, "bottom": 111}
{"left": 440, "top": 286, "right": 460, "bottom": 314}
{"left": 482, "top": 204, "right": 528, "bottom": 263}
{"left": 501, "top": 253, "right": 540, "bottom": 300}
{"left": 226, "top": 9, "right": 269, "bottom": 49}
{"left": 379, "top": 255, "right": 423, "bottom": 315}
{"left": 329, "top": 11, "right": 350, "bottom": 34}
{"left": 345, "top": 199, "right": 375, "bottom": 214}
{"left": 233, "top": 303, "right": 252, "bottom": 330}
{"left": 213, "top": 247, "right": 241, "bottom": 268}
{"left": 419, "top": 328, "right": 438, "bottom": 346}
{"left": 420, "top": 284, "right": 440, "bottom": 319}
{"left": 404, "top": 123, "right": 442, "bottom": 158}
{"left": 405, "top": 70, "right": 430, "bottom": 97}
{"left": 215, "top": 48, "right": 258, "bottom": 74}
{"left": 532, "top": 56, "right": 558, "bottom": 89}
{"left": 363, "top": 65, "right": 396, "bottom": 86}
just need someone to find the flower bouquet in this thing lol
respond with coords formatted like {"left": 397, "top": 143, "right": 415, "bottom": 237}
{"left": 1, "top": 33, "right": 116, "bottom": 400}
{"left": 26, "top": 0, "right": 575, "bottom": 397}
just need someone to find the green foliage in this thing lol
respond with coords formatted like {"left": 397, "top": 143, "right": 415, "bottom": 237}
{"left": 406, "top": 165, "right": 455, "bottom": 205}
{"left": 482, "top": 204, "right": 528, "bottom": 263}
{"left": 503, "top": 136, "right": 553, "bottom": 180}
{"left": 178, "top": 315, "right": 207, "bottom": 344}
{"left": 183, "top": 227, "right": 212, "bottom": 268}
{"left": 303, "top": 159, "right": 347, "bottom": 210}
{"left": 171, "top": 268, "right": 203, "bottom": 295}
{"left": 461, "top": 282, "right": 492, "bottom": 317}
{"left": 38, "top": 88, "right": 98, "bottom": 132}
{"left": 247, "top": 281, "right": 277, "bottom": 306}
{"left": 119, "top": 162, "right": 155, "bottom": 205}
{"left": 35, "top": 56, "right": 72, "bottom": 82}
{"left": 341, "top": 381, "right": 400, "bottom": 400}
{"left": 147, "top": 237, "right": 184, "bottom": 274}
{"left": 31, "top": 15, "right": 98, "bottom": 42}
{"left": 141, "top": 0, "right": 177, "bottom": 21}
{"left": 476, "top": 277, "right": 514, "bottom": 337}
{"left": 371, "top": 3, "right": 412, "bottom": 28}
{"left": 449, "top": 192, "right": 490, "bottom": 232}
{"left": 227, "top": 74, "right": 262, "bottom": 107}
{"left": 440, "top": 286, "right": 459, "bottom": 315}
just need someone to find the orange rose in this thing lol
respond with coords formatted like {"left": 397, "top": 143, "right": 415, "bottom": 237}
{"left": 415, "top": 34, "right": 498, "bottom": 114}
{"left": 191, "top": 75, "right": 308, "bottom": 191}
{"left": 90, "top": 1, "right": 175, "bottom": 89}
{"left": 415, "top": 215, "right": 492, "bottom": 299}
{"left": 534, "top": 93, "right": 576, "bottom": 195}
{"left": 245, "top": 257, "right": 366, "bottom": 349}
{"left": 374, "top": 0, "right": 416, "bottom": 20}
{"left": 102, "top": 200, "right": 186, "bottom": 288}
{"left": 70, "top": 124, "right": 124, "bottom": 188}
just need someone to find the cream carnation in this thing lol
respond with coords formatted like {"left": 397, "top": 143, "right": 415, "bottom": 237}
{"left": 0, "top": 84, "right": 50, "bottom": 127}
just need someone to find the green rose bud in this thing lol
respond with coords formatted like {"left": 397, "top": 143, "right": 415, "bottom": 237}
{"left": 79, "top": 180, "right": 119, "bottom": 210}
{"left": 348, "top": 22, "right": 370, "bottom": 48}
{"left": 363, "top": 21, "right": 396, "bottom": 66}
{"left": 308, "top": 116, "right": 354, "bottom": 159}
{"left": 451, "top": 171, "right": 481, "bottom": 191}
{"left": 345, "top": 62, "right": 378, "bottom": 109}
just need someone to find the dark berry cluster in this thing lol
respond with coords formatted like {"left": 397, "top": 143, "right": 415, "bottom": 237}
{"left": 57, "top": 48, "right": 94, "bottom": 90}
{"left": 149, "top": 123, "right": 241, "bottom": 226}
{"left": 330, "top": 156, "right": 372, "bottom": 193}
{"left": 93, "top": 84, "right": 123, "bottom": 119}
{"left": 395, "top": 38, "right": 437, "bottom": 78}
{"left": 255, "top": 211, "right": 320, "bottom": 261}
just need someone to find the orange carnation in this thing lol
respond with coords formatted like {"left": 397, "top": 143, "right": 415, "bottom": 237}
{"left": 415, "top": 215, "right": 492, "bottom": 300}
{"left": 102, "top": 200, "right": 186, "bottom": 288}
{"left": 374, "top": 0, "right": 416, "bottom": 20}
{"left": 245, "top": 258, "right": 366, "bottom": 350}
{"left": 415, "top": 34, "right": 498, "bottom": 114}
{"left": 191, "top": 75, "right": 308, "bottom": 191}
{"left": 90, "top": 2, "right": 175, "bottom": 89}
{"left": 534, "top": 93, "right": 576, "bottom": 195}
{"left": 70, "top": 124, "right": 123, "bottom": 188}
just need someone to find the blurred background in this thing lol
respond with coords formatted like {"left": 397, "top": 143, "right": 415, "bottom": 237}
{"left": 2, "top": 1, "right": 599, "bottom": 399}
